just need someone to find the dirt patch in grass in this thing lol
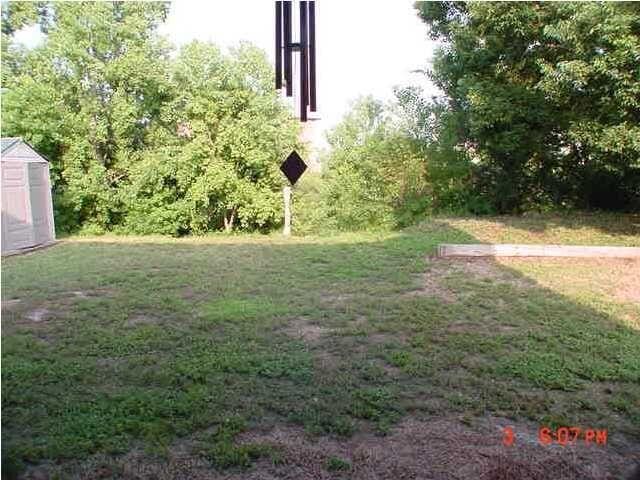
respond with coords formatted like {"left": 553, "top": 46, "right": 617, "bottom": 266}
{"left": 2, "top": 289, "right": 116, "bottom": 336}
{"left": 340, "top": 330, "right": 406, "bottom": 356}
{"left": 67, "top": 290, "right": 90, "bottom": 299}
{"left": 453, "top": 258, "right": 536, "bottom": 289}
{"left": 446, "top": 321, "right": 479, "bottom": 333}
{"left": 59, "top": 288, "right": 114, "bottom": 301}
{"left": 404, "top": 271, "right": 457, "bottom": 302}
{"left": 366, "top": 332, "right": 401, "bottom": 346}
{"left": 181, "top": 286, "right": 197, "bottom": 300}
{"left": 406, "top": 258, "right": 534, "bottom": 302}
{"left": 378, "top": 360, "right": 402, "bottom": 377}
{"left": 617, "top": 283, "right": 640, "bottom": 304}
{"left": 281, "top": 317, "right": 333, "bottom": 343}
{"left": 29, "top": 449, "right": 212, "bottom": 480}
{"left": 404, "top": 258, "right": 458, "bottom": 301}
{"left": 180, "top": 285, "right": 211, "bottom": 302}
{"left": 351, "top": 315, "right": 368, "bottom": 327}
{"left": 313, "top": 349, "right": 341, "bottom": 370}
{"left": 26, "top": 308, "right": 51, "bottom": 322}
{"left": 95, "top": 357, "right": 129, "bottom": 369}
{"left": 126, "top": 314, "right": 162, "bottom": 327}
{"left": 320, "top": 292, "right": 356, "bottom": 306}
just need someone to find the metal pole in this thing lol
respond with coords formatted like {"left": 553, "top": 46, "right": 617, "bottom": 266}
{"left": 283, "top": 186, "right": 292, "bottom": 236}
{"left": 299, "top": 1, "right": 308, "bottom": 121}
{"left": 275, "top": 1, "right": 282, "bottom": 90}
{"left": 309, "top": 1, "right": 316, "bottom": 112}
{"left": 283, "top": 1, "right": 293, "bottom": 97}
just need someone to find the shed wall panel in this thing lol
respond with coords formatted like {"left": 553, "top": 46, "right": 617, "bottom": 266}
{"left": 1, "top": 163, "right": 34, "bottom": 252}
{"left": 29, "top": 164, "right": 53, "bottom": 244}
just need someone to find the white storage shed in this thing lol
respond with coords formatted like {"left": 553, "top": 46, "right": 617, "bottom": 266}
{"left": 1, "top": 138, "right": 56, "bottom": 255}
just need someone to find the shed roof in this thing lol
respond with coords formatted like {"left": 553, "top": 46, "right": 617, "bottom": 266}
{"left": 1, "top": 137, "right": 21, "bottom": 153}
{"left": 1, "top": 137, "right": 49, "bottom": 163}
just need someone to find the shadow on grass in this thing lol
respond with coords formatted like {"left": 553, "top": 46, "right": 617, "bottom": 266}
{"left": 1, "top": 220, "right": 639, "bottom": 478}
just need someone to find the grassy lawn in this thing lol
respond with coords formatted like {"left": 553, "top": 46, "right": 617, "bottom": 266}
{"left": 2, "top": 213, "right": 639, "bottom": 479}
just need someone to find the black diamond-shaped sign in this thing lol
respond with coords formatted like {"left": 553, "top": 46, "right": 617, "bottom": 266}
{"left": 280, "top": 150, "right": 307, "bottom": 185}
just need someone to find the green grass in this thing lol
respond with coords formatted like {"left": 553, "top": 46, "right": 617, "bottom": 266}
{"left": 199, "top": 416, "right": 281, "bottom": 469}
{"left": 326, "top": 456, "right": 351, "bottom": 472}
{"left": 1, "top": 213, "right": 639, "bottom": 476}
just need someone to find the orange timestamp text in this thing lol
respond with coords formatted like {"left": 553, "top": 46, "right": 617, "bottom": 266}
{"left": 502, "top": 426, "right": 607, "bottom": 447}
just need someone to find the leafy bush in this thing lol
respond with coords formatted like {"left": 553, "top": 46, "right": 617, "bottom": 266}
{"left": 292, "top": 173, "right": 336, "bottom": 235}
{"left": 318, "top": 96, "right": 431, "bottom": 231}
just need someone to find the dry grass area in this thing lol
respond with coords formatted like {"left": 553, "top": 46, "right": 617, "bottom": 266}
{"left": 442, "top": 212, "right": 640, "bottom": 247}
{"left": 419, "top": 256, "right": 640, "bottom": 331}
{"left": 234, "top": 418, "right": 628, "bottom": 480}
{"left": 497, "top": 257, "right": 640, "bottom": 327}
{"left": 22, "top": 417, "right": 634, "bottom": 480}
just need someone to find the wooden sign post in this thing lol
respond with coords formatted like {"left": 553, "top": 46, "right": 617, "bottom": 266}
{"left": 283, "top": 185, "right": 292, "bottom": 236}
{"left": 280, "top": 150, "right": 307, "bottom": 236}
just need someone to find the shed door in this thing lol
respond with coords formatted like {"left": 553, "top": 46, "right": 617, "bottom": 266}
{"left": 28, "top": 163, "right": 52, "bottom": 244}
{"left": 1, "top": 163, "right": 33, "bottom": 251}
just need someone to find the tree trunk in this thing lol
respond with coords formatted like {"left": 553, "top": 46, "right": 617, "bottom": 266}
{"left": 223, "top": 207, "right": 236, "bottom": 233}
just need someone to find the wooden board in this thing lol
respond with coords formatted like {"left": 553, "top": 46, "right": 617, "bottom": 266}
{"left": 437, "top": 244, "right": 640, "bottom": 258}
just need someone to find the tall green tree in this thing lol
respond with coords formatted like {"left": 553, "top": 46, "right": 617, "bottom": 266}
{"left": 124, "top": 41, "right": 300, "bottom": 234}
{"left": 2, "top": 1, "right": 171, "bottom": 230}
{"left": 415, "top": 1, "right": 640, "bottom": 212}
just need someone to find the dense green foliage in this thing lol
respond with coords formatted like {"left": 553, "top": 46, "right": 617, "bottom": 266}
{"left": 324, "top": 96, "right": 430, "bottom": 229}
{"left": 301, "top": 95, "right": 429, "bottom": 232}
{"left": 122, "top": 42, "right": 300, "bottom": 235}
{"left": 415, "top": 1, "right": 640, "bottom": 213}
{"left": 1, "top": 1, "right": 299, "bottom": 234}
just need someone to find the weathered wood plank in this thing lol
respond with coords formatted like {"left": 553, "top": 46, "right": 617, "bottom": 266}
{"left": 437, "top": 244, "right": 640, "bottom": 258}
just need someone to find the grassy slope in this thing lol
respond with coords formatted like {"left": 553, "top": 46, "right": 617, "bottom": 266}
{"left": 1, "top": 213, "right": 639, "bottom": 476}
